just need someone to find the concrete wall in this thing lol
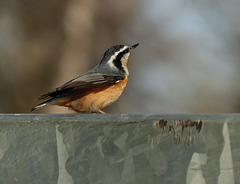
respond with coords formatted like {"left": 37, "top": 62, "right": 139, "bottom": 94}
{"left": 0, "top": 114, "right": 238, "bottom": 184}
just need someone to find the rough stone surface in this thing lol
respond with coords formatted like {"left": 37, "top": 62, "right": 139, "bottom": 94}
{"left": 0, "top": 114, "right": 239, "bottom": 184}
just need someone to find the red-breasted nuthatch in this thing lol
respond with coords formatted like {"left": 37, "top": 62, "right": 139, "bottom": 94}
{"left": 31, "top": 43, "right": 139, "bottom": 113}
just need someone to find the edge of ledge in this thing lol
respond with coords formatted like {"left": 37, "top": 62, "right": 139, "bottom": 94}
{"left": 0, "top": 113, "right": 240, "bottom": 124}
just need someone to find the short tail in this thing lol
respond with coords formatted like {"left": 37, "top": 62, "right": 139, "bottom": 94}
{"left": 31, "top": 87, "right": 72, "bottom": 112}
{"left": 31, "top": 99, "right": 53, "bottom": 112}
{"left": 31, "top": 103, "right": 47, "bottom": 112}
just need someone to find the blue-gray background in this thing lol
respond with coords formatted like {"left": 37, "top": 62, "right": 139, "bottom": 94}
{"left": 1, "top": 0, "right": 240, "bottom": 113}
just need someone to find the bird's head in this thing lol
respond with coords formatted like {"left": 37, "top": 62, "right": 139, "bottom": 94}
{"left": 99, "top": 43, "right": 139, "bottom": 75}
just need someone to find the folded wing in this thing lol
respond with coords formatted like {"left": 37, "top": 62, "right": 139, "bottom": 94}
{"left": 38, "top": 72, "right": 125, "bottom": 100}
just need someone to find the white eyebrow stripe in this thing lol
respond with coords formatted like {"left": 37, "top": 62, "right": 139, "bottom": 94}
{"left": 107, "top": 46, "right": 128, "bottom": 69}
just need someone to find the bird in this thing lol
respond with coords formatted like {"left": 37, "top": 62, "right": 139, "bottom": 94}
{"left": 31, "top": 43, "right": 139, "bottom": 113}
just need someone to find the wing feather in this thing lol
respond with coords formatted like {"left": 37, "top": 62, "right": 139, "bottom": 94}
{"left": 38, "top": 73, "right": 125, "bottom": 100}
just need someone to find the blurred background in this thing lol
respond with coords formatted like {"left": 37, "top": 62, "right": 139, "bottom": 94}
{"left": 1, "top": 0, "right": 240, "bottom": 113}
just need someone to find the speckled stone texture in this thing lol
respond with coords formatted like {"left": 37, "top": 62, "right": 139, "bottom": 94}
{"left": 0, "top": 114, "right": 239, "bottom": 184}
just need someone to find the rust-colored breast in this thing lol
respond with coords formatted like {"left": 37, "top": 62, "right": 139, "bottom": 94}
{"left": 66, "top": 75, "right": 128, "bottom": 112}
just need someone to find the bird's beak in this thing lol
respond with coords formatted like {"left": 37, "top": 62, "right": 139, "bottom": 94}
{"left": 130, "top": 43, "right": 139, "bottom": 50}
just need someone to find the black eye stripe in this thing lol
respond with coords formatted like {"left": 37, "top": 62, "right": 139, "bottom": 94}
{"left": 112, "top": 49, "right": 129, "bottom": 71}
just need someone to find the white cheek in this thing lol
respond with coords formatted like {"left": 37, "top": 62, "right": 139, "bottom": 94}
{"left": 124, "top": 67, "right": 129, "bottom": 76}
{"left": 123, "top": 53, "right": 130, "bottom": 60}
{"left": 108, "top": 60, "right": 117, "bottom": 69}
{"left": 107, "top": 46, "right": 128, "bottom": 67}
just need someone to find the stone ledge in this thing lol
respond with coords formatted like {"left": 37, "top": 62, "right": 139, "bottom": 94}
{"left": 0, "top": 113, "right": 239, "bottom": 184}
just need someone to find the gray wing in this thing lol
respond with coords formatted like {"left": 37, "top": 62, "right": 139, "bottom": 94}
{"left": 38, "top": 72, "right": 125, "bottom": 100}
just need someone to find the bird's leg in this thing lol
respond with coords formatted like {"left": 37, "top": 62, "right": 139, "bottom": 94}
{"left": 97, "top": 109, "right": 106, "bottom": 114}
